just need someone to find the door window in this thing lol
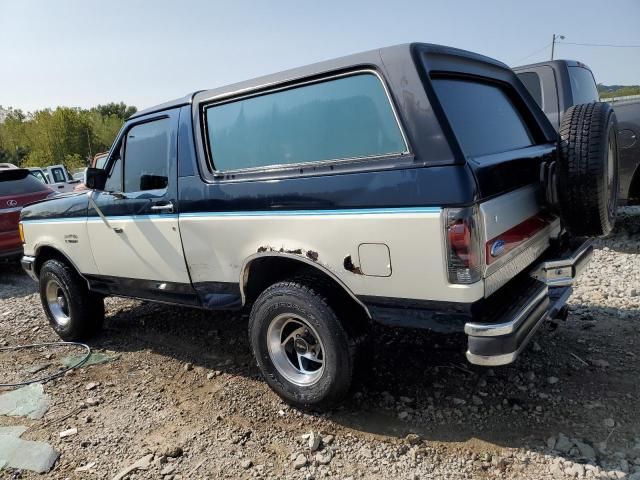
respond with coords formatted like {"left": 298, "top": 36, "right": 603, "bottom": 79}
{"left": 123, "top": 118, "right": 171, "bottom": 192}
{"left": 104, "top": 158, "right": 122, "bottom": 192}
{"left": 517, "top": 72, "right": 543, "bottom": 108}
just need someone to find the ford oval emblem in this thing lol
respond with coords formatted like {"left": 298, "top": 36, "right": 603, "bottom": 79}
{"left": 490, "top": 239, "right": 506, "bottom": 257}
{"left": 7, "top": 199, "right": 18, "bottom": 207}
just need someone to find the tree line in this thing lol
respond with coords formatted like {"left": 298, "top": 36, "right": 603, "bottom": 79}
{"left": 0, "top": 102, "right": 137, "bottom": 171}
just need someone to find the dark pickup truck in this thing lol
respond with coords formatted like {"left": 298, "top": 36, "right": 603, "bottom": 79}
{"left": 514, "top": 60, "right": 640, "bottom": 205}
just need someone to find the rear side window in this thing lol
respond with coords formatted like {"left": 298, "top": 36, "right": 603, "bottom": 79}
{"left": 432, "top": 79, "right": 533, "bottom": 158}
{"left": 568, "top": 66, "right": 599, "bottom": 105}
{"left": 51, "top": 167, "right": 66, "bottom": 183}
{"left": 0, "top": 174, "right": 49, "bottom": 196}
{"left": 517, "top": 72, "right": 543, "bottom": 108}
{"left": 204, "top": 73, "right": 407, "bottom": 171}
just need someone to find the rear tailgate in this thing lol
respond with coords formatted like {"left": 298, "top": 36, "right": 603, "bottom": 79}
{"left": 420, "top": 47, "right": 561, "bottom": 296}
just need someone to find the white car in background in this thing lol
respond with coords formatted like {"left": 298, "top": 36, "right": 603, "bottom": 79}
{"left": 28, "top": 165, "right": 81, "bottom": 193}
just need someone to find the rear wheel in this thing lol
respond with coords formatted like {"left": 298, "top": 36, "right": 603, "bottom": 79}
{"left": 39, "top": 259, "right": 104, "bottom": 341}
{"left": 248, "top": 280, "right": 354, "bottom": 409}
{"left": 557, "top": 102, "right": 619, "bottom": 236}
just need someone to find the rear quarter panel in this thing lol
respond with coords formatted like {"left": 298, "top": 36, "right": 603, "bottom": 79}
{"left": 179, "top": 208, "right": 485, "bottom": 303}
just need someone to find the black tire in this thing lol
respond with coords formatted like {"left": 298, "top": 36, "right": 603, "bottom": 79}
{"left": 248, "top": 280, "right": 355, "bottom": 409}
{"left": 39, "top": 259, "right": 104, "bottom": 341}
{"left": 557, "top": 102, "right": 619, "bottom": 236}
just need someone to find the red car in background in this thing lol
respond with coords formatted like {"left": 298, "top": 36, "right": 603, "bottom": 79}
{"left": 0, "top": 168, "right": 55, "bottom": 260}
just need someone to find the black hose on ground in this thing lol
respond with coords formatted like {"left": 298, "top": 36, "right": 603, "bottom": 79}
{"left": 0, "top": 341, "right": 91, "bottom": 388}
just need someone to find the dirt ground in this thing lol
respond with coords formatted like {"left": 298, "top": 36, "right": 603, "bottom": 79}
{"left": 0, "top": 208, "right": 638, "bottom": 479}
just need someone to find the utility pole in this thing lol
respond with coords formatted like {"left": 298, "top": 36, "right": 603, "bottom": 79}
{"left": 551, "top": 34, "right": 565, "bottom": 60}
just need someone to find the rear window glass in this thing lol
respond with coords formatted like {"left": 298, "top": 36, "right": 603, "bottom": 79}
{"left": 517, "top": 72, "right": 543, "bottom": 108}
{"left": 432, "top": 79, "right": 534, "bottom": 158}
{"left": 0, "top": 174, "right": 49, "bottom": 196}
{"left": 204, "top": 73, "right": 407, "bottom": 171}
{"left": 568, "top": 67, "right": 599, "bottom": 105}
{"left": 51, "top": 167, "right": 67, "bottom": 183}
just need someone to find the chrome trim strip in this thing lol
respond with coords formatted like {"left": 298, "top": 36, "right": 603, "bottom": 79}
{"left": 464, "top": 285, "right": 548, "bottom": 337}
{"left": 466, "top": 350, "right": 518, "bottom": 367}
{"left": 0, "top": 206, "right": 22, "bottom": 214}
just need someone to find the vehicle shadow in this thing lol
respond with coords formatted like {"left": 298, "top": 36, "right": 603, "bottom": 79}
{"left": 93, "top": 296, "right": 639, "bottom": 464}
{"left": 595, "top": 206, "right": 640, "bottom": 254}
{"left": 0, "top": 261, "right": 37, "bottom": 300}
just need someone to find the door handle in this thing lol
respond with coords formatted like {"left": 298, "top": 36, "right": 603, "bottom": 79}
{"left": 150, "top": 202, "right": 174, "bottom": 213}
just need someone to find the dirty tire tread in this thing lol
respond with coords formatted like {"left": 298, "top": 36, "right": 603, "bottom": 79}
{"left": 557, "top": 102, "right": 618, "bottom": 236}
{"left": 39, "top": 259, "right": 104, "bottom": 341}
{"left": 248, "top": 280, "right": 354, "bottom": 410}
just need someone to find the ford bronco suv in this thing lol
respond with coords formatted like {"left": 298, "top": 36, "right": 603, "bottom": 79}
{"left": 19, "top": 44, "right": 618, "bottom": 408}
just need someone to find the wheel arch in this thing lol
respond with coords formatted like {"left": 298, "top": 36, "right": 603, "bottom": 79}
{"left": 627, "top": 162, "right": 640, "bottom": 205}
{"left": 34, "top": 244, "right": 87, "bottom": 283}
{"left": 240, "top": 252, "right": 371, "bottom": 319}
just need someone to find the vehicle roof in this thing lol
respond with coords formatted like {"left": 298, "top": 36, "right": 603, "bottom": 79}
{"left": 131, "top": 43, "right": 508, "bottom": 119}
{"left": 513, "top": 59, "right": 593, "bottom": 72}
{"left": 0, "top": 163, "right": 18, "bottom": 169}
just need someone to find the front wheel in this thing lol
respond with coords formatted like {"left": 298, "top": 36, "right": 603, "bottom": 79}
{"left": 39, "top": 259, "right": 104, "bottom": 341}
{"left": 248, "top": 280, "right": 354, "bottom": 409}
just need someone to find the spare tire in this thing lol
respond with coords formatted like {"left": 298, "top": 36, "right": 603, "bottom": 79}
{"left": 557, "top": 102, "right": 619, "bottom": 237}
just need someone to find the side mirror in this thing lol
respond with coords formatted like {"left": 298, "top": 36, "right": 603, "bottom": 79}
{"left": 85, "top": 168, "right": 108, "bottom": 190}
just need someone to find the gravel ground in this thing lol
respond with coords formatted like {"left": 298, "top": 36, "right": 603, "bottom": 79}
{"left": 0, "top": 207, "right": 638, "bottom": 480}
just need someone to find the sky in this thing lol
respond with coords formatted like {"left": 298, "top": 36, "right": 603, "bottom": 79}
{"left": 1, "top": 0, "right": 639, "bottom": 112}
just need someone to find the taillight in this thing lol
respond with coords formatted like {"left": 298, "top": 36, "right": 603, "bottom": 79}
{"left": 445, "top": 207, "right": 483, "bottom": 284}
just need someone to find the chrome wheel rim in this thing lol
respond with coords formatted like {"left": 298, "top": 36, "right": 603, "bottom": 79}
{"left": 267, "top": 313, "right": 325, "bottom": 386}
{"left": 45, "top": 279, "right": 70, "bottom": 327}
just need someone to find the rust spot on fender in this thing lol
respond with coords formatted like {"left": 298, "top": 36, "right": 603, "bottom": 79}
{"left": 256, "top": 246, "right": 317, "bottom": 261}
{"left": 343, "top": 255, "right": 363, "bottom": 275}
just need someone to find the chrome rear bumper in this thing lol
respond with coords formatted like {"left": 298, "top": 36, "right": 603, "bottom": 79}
{"left": 465, "top": 240, "right": 592, "bottom": 366}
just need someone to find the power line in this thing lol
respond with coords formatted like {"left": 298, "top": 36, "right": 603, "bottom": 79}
{"left": 557, "top": 41, "right": 640, "bottom": 48}
{"left": 511, "top": 43, "right": 552, "bottom": 65}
